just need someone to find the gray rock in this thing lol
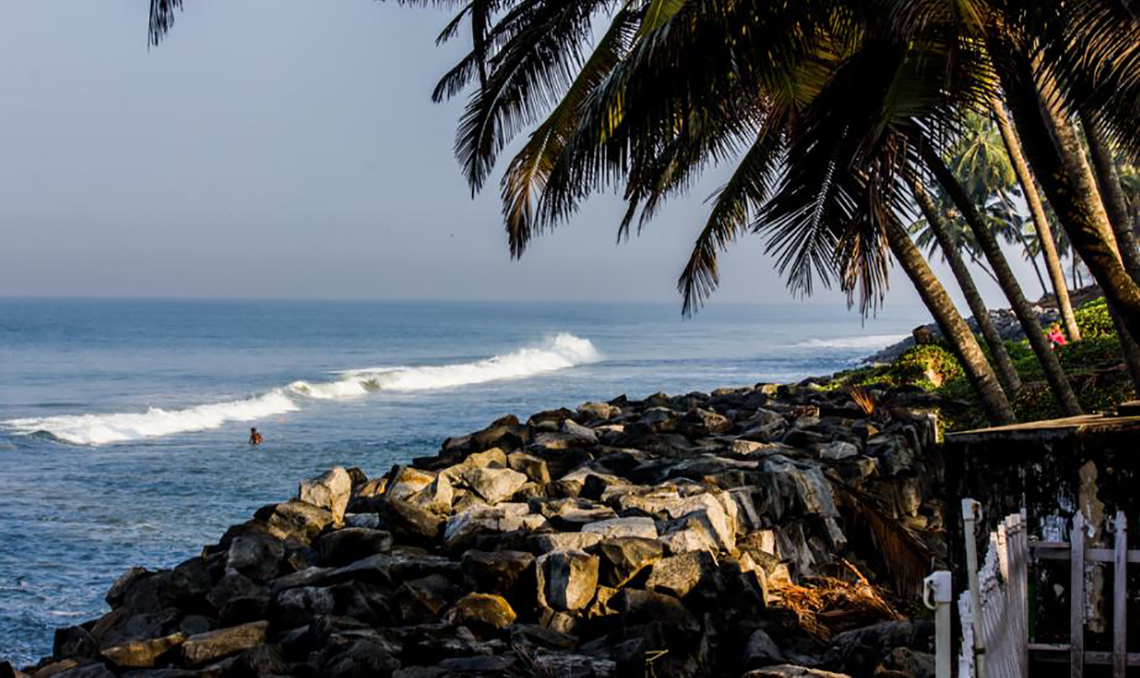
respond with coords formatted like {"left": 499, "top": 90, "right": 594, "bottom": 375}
{"left": 385, "top": 466, "right": 436, "bottom": 502}
{"left": 561, "top": 418, "right": 599, "bottom": 443}
{"left": 461, "top": 549, "right": 535, "bottom": 595}
{"left": 537, "top": 550, "right": 599, "bottom": 612}
{"left": 530, "top": 531, "right": 603, "bottom": 554}
{"left": 180, "top": 621, "right": 268, "bottom": 667}
{"left": 443, "top": 504, "right": 546, "bottom": 550}
{"left": 507, "top": 451, "right": 552, "bottom": 484}
{"left": 316, "top": 527, "right": 394, "bottom": 566}
{"left": 274, "top": 586, "right": 335, "bottom": 627}
{"left": 226, "top": 533, "right": 284, "bottom": 582}
{"left": 408, "top": 473, "right": 454, "bottom": 514}
{"left": 580, "top": 516, "right": 658, "bottom": 540}
{"left": 258, "top": 499, "right": 336, "bottom": 545}
{"left": 596, "top": 537, "right": 663, "bottom": 588}
{"left": 819, "top": 441, "right": 859, "bottom": 461}
{"left": 578, "top": 402, "right": 620, "bottom": 421}
{"left": 462, "top": 467, "right": 529, "bottom": 505}
{"left": 645, "top": 551, "right": 717, "bottom": 599}
{"left": 378, "top": 498, "right": 444, "bottom": 547}
{"left": 99, "top": 632, "right": 187, "bottom": 669}
{"left": 442, "top": 592, "right": 517, "bottom": 630}
{"left": 298, "top": 467, "right": 353, "bottom": 524}
{"left": 741, "top": 629, "right": 785, "bottom": 670}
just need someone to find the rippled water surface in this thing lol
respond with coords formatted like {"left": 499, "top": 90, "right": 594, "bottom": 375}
{"left": 0, "top": 298, "right": 923, "bottom": 665}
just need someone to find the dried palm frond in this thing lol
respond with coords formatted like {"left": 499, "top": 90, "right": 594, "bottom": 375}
{"left": 849, "top": 386, "right": 877, "bottom": 415}
{"left": 832, "top": 482, "right": 933, "bottom": 595}
{"left": 768, "top": 559, "right": 903, "bottom": 640}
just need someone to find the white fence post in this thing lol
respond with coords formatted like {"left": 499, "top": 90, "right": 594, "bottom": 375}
{"left": 924, "top": 570, "right": 953, "bottom": 678}
{"left": 963, "top": 498, "right": 988, "bottom": 678}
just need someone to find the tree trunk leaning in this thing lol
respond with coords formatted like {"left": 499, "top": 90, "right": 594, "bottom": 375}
{"left": 1080, "top": 114, "right": 1140, "bottom": 393}
{"left": 993, "top": 46, "right": 1140, "bottom": 343}
{"left": 884, "top": 216, "right": 1017, "bottom": 425}
{"left": 924, "top": 146, "right": 1084, "bottom": 416}
{"left": 991, "top": 98, "right": 1082, "bottom": 341}
{"left": 912, "top": 180, "right": 1023, "bottom": 396}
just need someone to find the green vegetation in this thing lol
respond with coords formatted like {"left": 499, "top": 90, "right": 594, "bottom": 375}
{"left": 834, "top": 297, "right": 1135, "bottom": 431}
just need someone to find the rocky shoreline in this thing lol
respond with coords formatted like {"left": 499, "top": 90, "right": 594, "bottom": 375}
{"left": 4, "top": 383, "right": 953, "bottom": 678}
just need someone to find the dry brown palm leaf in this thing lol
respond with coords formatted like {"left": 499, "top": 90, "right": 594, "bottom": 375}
{"left": 831, "top": 482, "right": 932, "bottom": 595}
{"left": 849, "top": 386, "right": 877, "bottom": 416}
{"left": 768, "top": 559, "right": 904, "bottom": 640}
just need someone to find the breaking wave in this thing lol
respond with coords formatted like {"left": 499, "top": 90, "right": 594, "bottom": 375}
{"left": 3, "top": 334, "right": 599, "bottom": 446}
{"left": 793, "top": 334, "right": 907, "bottom": 350}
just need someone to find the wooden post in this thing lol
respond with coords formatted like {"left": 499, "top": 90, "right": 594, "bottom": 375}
{"left": 1113, "top": 510, "right": 1127, "bottom": 678}
{"left": 1072, "top": 511, "right": 1086, "bottom": 678}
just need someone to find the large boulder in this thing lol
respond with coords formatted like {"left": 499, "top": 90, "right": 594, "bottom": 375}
{"left": 443, "top": 504, "right": 545, "bottom": 550}
{"left": 316, "top": 527, "right": 394, "bottom": 567}
{"left": 461, "top": 549, "right": 535, "bottom": 595}
{"left": 99, "top": 632, "right": 187, "bottom": 669}
{"left": 298, "top": 467, "right": 353, "bottom": 524}
{"left": 257, "top": 500, "right": 336, "bottom": 545}
{"left": 407, "top": 474, "right": 454, "bottom": 515}
{"left": 580, "top": 516, "right": 658, "bottom": 540}
{"left": 537, "top": 550, "right": 599, "bottom": 612}
{"left": 180, "top": 621, "right": 269, "bottom": 667}
{"left": 378, "top": 498, "right": 444, "bottom": 547}
{"left": 226, "top": 532, "right": 285, "bottom": 582}
{"left": 596, "top": 537, "right": 663, "bottom": 588}
{"left": 462, "top": 467, "right": 529, "bottom": 505}
{"left": 442, "top": 592, "right": 517, "bottom": 630}
{"left": 386, "top": 466, "right": 437, "bottom": 501}
{"left": 645, "top": 551, "right": 718, "bottom": 600}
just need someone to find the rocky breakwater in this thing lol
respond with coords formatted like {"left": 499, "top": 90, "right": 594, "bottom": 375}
{"left": 10, "top": 384, "right": 950, "bottom": 678}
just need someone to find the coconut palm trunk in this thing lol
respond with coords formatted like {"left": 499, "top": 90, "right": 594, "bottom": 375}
{"left": 991, "top": 99, "right": 1082, "bottom": 341}
{"left": 923, "top": 146, "right": 1083, "bottom": 416}
{"left": 884, "top": 217, "right": 1016, "bottom": 425}
{"left": 1081, "top": 115, "right": 1140, "bottom": 392}
{"left": 994, "top": 51, "right": 1140, "bottom": 344}
{"left": 911, "top": 180, "right": 1022, "bottom": 396}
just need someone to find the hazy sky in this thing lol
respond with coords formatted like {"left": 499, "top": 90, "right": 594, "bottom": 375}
{"left": 0, "top": 1, "right": 1051, "bottom": 311}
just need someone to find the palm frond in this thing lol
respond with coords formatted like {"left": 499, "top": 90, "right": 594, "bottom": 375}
{"left": 148, "top": 0, "right": 182, "bottom": 46}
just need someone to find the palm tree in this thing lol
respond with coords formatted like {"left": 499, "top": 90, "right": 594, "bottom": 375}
{"left": 146, "top": 0, "right": 1140, "bottom": 422}
{"left": 911, "top": 179, "right": 1022, "bottom": 396}
{"left": 990, "top": 101, "right": 1082, "bottom": 340}
{"left": 924, "top": 146, "right": 1083, "bottom": 415}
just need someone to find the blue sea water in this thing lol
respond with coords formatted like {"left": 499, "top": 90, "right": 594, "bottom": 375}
{"left": 0, "top": 297, "right": 924, "bottom": 665}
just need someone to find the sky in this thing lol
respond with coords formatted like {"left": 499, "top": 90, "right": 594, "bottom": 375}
{"left": 0, "top": 1, "right": 1056, "bottom": 313}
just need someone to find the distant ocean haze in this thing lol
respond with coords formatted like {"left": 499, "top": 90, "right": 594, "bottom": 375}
{"left": 0, "top": 297, "right": 922, "bottom": 665}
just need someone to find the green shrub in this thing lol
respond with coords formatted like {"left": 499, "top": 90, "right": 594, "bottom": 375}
{"left": 1074, "top": 297, "right": 1114, "bottom": 339}
{"left": 891, "top": 345, "right": 964, "bottom": 389}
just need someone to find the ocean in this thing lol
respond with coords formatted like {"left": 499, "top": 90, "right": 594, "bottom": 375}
{"left": 0, "top": 297, "right": 923, "bottom": 665}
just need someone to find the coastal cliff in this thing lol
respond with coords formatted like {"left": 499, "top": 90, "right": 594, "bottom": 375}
{"left": 7, "top": 383, "right": 952, "bottom": 678}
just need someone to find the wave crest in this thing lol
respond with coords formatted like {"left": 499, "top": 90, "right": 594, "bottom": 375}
{"left": 3, "top": 334, "right": 599, "bottom": 445}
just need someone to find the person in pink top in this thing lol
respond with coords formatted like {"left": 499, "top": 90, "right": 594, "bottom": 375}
{"left": 1047, "top": 325, "right": 1067, "bottom": 350}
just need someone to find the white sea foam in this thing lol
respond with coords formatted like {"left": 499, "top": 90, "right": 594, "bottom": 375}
{"left": 3, "top": 334, "right": 599, "bottom": 445}
{"left": 793, "top": 334, "right": 908, "bottom": 350}
{"left": 3, "top": 391, "right": 299, "bottom": 446}
{"left": 287, "top": 333, "right": 599, "bottom": 398}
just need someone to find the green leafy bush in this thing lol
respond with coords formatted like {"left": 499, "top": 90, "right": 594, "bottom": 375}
{"left": 1074, "top": 298, "right": 1114, "bottom": 339}
{"left": 891, "top": 345, "right": 964, "bottom": 389}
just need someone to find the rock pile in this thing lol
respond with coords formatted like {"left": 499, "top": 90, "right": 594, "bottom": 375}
{"left": 11, "top": 384, "right": 947, "bottom": 678}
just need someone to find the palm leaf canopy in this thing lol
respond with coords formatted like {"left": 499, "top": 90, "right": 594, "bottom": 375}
{"left": 146, "top": 0, "right": 1140, "bottom": 310}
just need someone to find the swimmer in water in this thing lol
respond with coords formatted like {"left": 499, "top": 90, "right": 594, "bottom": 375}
{"left": 249, "top": 427, "right": 263, "bottom": 445}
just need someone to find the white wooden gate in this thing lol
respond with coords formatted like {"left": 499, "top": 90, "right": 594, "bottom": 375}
{"left": 946, "top": 500, "right": 1135, "bottom": 678}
